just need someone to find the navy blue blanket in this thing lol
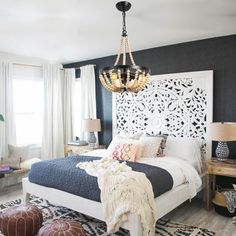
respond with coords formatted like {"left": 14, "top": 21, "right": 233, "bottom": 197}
{"left": 29, "top": 156, "right": 173, "bottom": 202}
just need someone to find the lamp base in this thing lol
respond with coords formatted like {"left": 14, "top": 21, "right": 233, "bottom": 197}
{"left": 216, "top": 141, "right": 230, "bottom": 160}
{"left": 88, "top": 132, "right": 96, "bottom": 148}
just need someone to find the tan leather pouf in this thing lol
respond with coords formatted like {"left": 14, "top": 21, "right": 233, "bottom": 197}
{"left": 38, "top": 219, "right": 86, "bottom": 236}
{"left": 0, "top": 204, "right": 43, "bottom": 236}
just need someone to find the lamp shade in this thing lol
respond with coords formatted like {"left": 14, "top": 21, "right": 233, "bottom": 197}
{"left": 209, "top": 122, "right": 236, "bottom": 141}
{"left": 83, "top": 119, "right": 101, "bottom": 132}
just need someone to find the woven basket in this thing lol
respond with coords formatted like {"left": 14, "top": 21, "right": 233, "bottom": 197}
{"left": 212, "top": 186, "right": 236, "bottom": 217}
{"left": 212, "top": 189, "right": 231, "bottom": 207}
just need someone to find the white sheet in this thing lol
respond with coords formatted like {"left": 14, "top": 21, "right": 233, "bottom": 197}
{"left": 84, "top": 149, "right": 202, "bottom": 199}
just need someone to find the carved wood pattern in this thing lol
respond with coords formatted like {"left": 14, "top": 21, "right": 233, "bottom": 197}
{"left": 113, "top": 71, "right": 213, "bottom": 159}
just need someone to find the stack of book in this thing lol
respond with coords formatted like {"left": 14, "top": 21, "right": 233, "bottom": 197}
{"left": 0, "top": 165, "right": 13, "bottom": 175}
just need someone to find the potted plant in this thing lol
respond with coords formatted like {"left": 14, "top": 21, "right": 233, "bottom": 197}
{"left": 0, "top": 114, "right": 4, "bottom": 122}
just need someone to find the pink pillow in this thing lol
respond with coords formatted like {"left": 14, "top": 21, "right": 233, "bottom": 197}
{"left": 111, "top": 143, "right": 139, "bottom": 161}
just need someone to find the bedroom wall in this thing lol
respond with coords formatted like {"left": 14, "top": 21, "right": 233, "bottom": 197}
{"left": 64, "top": 34, "right": 236, "bottom": 158}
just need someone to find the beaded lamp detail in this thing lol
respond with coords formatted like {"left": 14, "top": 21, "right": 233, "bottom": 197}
{"left": 99, "top": 1, "right": 151, "bottom": 93}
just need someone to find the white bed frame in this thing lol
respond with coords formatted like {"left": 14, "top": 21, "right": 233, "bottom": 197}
{"left": 23, "top": 70, "right": 213, "bottom": 235}
{"left": 23, "top": 178, "right": 190, "bottom": 236}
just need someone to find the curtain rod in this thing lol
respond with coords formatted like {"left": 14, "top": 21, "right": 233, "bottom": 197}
{"left": 67, "top": 64, "right": 96, "bottom": 70}
{"left": 13, "top": 62, "right": 64, "bottom": 70}
{"left": 13, "top": 62, "right": 42, "bottom": 68}
{"left": 13, "top": 62, "right": 96, "bottom": 70}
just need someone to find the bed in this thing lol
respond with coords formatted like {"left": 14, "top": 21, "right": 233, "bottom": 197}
{"left": 23, "top": 151, "right": 201, "bottom": 235}
{"left": 23, "top": 70, "right": 213, "bottom": 235}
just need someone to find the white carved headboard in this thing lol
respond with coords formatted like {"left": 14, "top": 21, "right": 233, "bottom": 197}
{"left": 112, "top": 70, "right": 213, "bottom": 160}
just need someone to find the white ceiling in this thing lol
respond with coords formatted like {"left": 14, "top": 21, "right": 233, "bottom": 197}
{"left": 0, "top": 0, "right": 235, "bottom": 64}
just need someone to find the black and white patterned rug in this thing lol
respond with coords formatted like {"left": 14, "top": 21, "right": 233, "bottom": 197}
{"left": 0, "top": 196, "right": 215, "bottom": 236}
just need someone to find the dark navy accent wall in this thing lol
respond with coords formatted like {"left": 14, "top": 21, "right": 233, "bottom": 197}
{"left": 64, "top": 35, "right": 236, "bottom": 157}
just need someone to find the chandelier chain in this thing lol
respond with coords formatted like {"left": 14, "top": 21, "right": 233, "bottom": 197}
{"left": 114, "top": 37, "right": 123, "bottom": 66}
{"left": 123, "top": 36, "right": 126, "bottom": 65}
{"left": 126, "top": 37, "right": 136, "bottom": 66}
{"left": 122, "top": 11, "right": 127, "bottom": 37}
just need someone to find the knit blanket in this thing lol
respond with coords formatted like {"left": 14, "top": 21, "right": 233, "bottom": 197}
{"left": 77, "top": 157, "right": 157, "bottom": 236}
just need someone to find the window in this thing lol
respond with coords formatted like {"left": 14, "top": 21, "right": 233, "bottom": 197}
{"left": 12, "top": 65, "right": 44, "bottom": 146}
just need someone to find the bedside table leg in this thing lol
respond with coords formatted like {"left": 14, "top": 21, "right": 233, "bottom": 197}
{"left": 205, "top": 173, "right": 212, "bottom": 210}
{"left": 212, "top": 175, "right": 216, "bottom": 196}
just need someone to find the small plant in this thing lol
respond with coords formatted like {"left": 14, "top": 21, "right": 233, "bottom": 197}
{"left": 0, "top": 114, "right": 4, "bottom": 122}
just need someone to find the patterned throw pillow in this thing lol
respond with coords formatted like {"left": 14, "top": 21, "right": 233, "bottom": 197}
{"left": 111, "top": 143, "right": 140, "bottom": 161}
{"left": 144, "top": 133, "right": 168, "bottom": 157}
{"left": 139, "top": 136, "right": 163, "bottom": 158}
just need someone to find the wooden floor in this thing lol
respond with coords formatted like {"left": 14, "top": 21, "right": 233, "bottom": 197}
{"left": 0, "top": 184, "right": 235, "bottom": 236}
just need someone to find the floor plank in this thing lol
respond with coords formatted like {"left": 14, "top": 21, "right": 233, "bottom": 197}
{"left": 0, "top": 184, "right": 235, "bottom": 236}
{"left": 166, "top": 199, "right": 236, "bottom": 236}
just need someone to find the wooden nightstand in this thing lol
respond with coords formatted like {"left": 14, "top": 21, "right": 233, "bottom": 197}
{"left": 64, "top": 144, "right": 106, "bottom": 156}
{"left": 205, "top": 159, "right": 236, "bottom": 210}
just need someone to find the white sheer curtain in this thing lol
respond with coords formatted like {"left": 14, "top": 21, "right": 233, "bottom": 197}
{"left": 76, "top": 65, "right": 97, "bottom": 141}
{"left": 41, "top": 64, "right": 64, "bottom": 159}
{"left": 63, "top": 68, "right": 76, "bottom": 144}
{"left": 0, "top": 61, "right": 16, "bottom": 158}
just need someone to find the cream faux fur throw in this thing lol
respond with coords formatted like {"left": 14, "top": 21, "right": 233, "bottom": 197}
{"left": 77, "top": 157, "right": 157, "bottom": 236}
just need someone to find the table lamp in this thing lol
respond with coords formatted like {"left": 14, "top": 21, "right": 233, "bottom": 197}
{"left": 210, "top": 122, "right": 236, "bottom": 160}
{"left": 83, "top": 119, "right": 101, "bottom": 147}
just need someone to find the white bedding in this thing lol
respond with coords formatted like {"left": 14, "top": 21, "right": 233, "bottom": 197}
{"left": 84, "top": 149, "right": 202, "bottom": 199}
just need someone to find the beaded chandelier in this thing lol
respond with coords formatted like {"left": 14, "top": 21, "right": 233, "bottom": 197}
{"left": 99, "top": 1, "right": 150, "bottom": 93}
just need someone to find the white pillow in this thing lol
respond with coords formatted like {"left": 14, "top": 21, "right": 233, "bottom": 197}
{"left": 107, "top": 132, "right": 143, "bottom": 152}
{"left": 8, "top": 144, "right": 41, "bottom": 161}
{"left": 139, "top": 136, "right": 163, "bottom": 158}
{"left": 8, "top": 144, "right": 29, "bottom": 160}
{"left": 165, "top": 136, "right": 203, "bottom": 173}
